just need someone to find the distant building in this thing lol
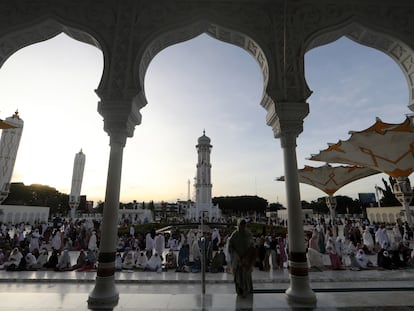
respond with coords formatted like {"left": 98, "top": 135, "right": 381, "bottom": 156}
{"left": 118, "top": 203, "right": 153, "bottom": 224}
{"left": 366, "top": 206, "right": 413, "bottom": 224}
{"left": 277, "top": 209, "right": 314, "bottom": 224}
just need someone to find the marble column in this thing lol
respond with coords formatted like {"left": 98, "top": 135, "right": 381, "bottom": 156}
{"left": 262, "top": 98, "right": 316, "bottom": 304}
{"left": 88, "top": 92, "right": 146, "bottom": 310}
{"left": 280, "top": 131, "right": 316, "bottom": 304}
{"left": 88, "top": 133, "right": 126, "bottom": 310}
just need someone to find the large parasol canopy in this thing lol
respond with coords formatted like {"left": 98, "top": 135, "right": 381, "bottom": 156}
{"left": 309, "top": 116, "right": 414, "bottom": 225}
{"left": 277, "top": 164, "right": 380, "bottom": 221}
{"left": 278, "top": 164, "right": 380, "bottom": 196}
{"left": 309, "top": 116, "right": 414, "bottom": 177}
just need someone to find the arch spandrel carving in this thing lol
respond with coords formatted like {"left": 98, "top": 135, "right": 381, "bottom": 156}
{"left": 289, "top": 0, "right": 414, "bottom": 112}
{"left": 132, "top": 1, "right": 280, "bottom": 99}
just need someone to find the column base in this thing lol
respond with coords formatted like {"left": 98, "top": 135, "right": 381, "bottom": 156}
{"left": 285, "top": 273, "right": 317, "bottom": 306}
{"left": 285, "top": 258, "right": 316, "bottom": 306}
{"left": 88, "top": 276, "right": 119, "bottom": 310}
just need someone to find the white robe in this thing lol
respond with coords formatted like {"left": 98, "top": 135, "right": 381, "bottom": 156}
{"left": 362, "top": 230, "right": 374, "bottom": 251}
{"left": 154, "top": 234, "right": 165, "bottom": 257}
{"left": 375, "top": 228, "right": 390, "bottom": 249}
{"left": 88, "top": 232, "right": 98, "bottom": 251}
{"left": 136, "top": 252, "right": 148, "bottom": 269}
{"left": 355, "top": 249, "right": 370, "bottom": 268}
{"left": 146, "top": 254, "right": 161, "bottom": 271}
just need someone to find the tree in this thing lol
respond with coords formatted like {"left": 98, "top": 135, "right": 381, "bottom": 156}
{"left": 377, "top": 177, "right": 401, "bottom": 206}
{"left": 212, "top": 195, "right": 268, "bottom": 216}
{"left": 268, "top": 202, "right": 285, "bottom": 212}
{"left": 95, "top": 200, "right": 104, "bottom": 213}
{"left": 3, "top": 183, "right": 69, "bottom": 215}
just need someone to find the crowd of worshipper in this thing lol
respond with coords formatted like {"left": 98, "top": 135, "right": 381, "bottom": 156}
{"left": 306, "top": 218, "right": 414, "bottom": 271}
{"left": 0, "top": 218, "right": 100, "bottom": 271}
{"left": 1, "top": 216, "right": 413, "bottom": 273}
{"left": 0, "top": 217, "right": 289, "bottom": 273}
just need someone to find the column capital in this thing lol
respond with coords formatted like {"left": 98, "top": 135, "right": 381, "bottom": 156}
{"left": 97, "top": 90, "right": 147, "bottom": 147}
{"left": 261, "top": 95, "right": 309, "bottom": 143}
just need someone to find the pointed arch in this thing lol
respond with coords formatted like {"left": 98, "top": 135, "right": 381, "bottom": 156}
{"left": 0, "top": 18, "right": 106, "bottom": 89}
{"left": 135, "top": 21, "right": 271, "bottom": 102}
{"left": 305, "top": 21, "right": 414, "bottom": 111}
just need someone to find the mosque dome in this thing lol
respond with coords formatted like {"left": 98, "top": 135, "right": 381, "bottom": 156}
{"left": 197, "top": 130, "right": 211, "bottom": 145}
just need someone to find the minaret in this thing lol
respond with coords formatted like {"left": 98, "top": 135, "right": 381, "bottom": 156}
{"left": 187, "top": 179, "right": 191, "bottom": 201}
{"left": 0, "top": 111, "right": 23, "bottom": 204}
{"left": 69, "top": 149, "right": 85, "bottom": 218}
{"left": 195, "top": 130, "right": 212, "bottom": 219}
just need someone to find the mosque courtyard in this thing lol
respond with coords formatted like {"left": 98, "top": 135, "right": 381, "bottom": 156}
{"left": 0, "top": 260, "right": 413, "bottom": 310}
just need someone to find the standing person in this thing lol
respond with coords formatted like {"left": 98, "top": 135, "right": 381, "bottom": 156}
{"left": 154, "top": 233, "right": 165, "bottom": 261}
{"left": 228, "top": 219, "right": 255, "bottom": 297}
{"left": 88, "top": 231, "right": 98, "bottom": 253}
{"left": 145, "top": 230, "right": 155, "bottom": 259}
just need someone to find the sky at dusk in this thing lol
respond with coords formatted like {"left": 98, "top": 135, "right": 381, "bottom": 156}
{"left": 0, "top": 33, "right": 412, "bottom": 207}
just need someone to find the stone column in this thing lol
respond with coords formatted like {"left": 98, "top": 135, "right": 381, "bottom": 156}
{"left": 88, "top": 133, "right": 126, "bottom": 310}
{"left": 88, "top": 93, "right": 146, "bottom": 310}
{"left": 262, "top": 98, "right": 316, "bottom": 304}
{"left": 281, "top": 130, "right": 316, "bottom": 304}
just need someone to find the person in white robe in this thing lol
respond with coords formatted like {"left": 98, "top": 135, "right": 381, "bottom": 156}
{"left": 145, "top": 232, "right": 154, "bottom": 259}
{"left": 56, "top": 249, "right": 72, "bottom": 271}
{"left": 146, "top": 252, "right": 162, "bottom": 272}
{"left": 115, "top": 253, "right": 123, "bottom": 271}
{"left": 154, "top": 233, "right": 165, "bottom": 260}
{"left": 88, "top": 231, "right": 98, "bottom": 252}
{"left": 375, "top": 225, "right": 390, "bottom": 250}
{"left": 136, "top": 251, "right": 148, "bottom": 270}
{"left": 29, "top": 229, "right": 40, "bottom": 253}
{"left": 25, "top": 252, "right": 38, "bottom": 270}
{"left": 167, "top": 236, "right": 177, "bottom": 250}
{"left": 362, "top": 227, "right": 374, "bottom": 253}
{"left": 122, "top": 250, "right": 135, "bottom": 270}
{"left": 36, "top": 248, "right": 49, "bottom": 268}
{"left": 354, "top": 248, "right": 372, "bottom": 269}
{"left": 4, "top": 247, "right": 23, "bottom": 270}
{"left": 392, "top": 223, "right": 402, "bottom": 244}
{"left": 51, "top": 231, "right": 62, "bottom": 252}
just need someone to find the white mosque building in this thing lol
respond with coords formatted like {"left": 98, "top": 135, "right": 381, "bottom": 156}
{"left": 185, "top": 131, "right": 221, "bottom": 222}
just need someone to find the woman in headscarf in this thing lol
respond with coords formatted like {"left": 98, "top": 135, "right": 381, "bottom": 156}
{"left": 176, "top": 239, "right": 189, "bottom": 272}
{"left": 362, "top": 226, "right": 374, "bottom": 254}
{"left": 146, "top": 252, "right": 162, "bottom": 272}
{"left": 355, "top": 248, "right": 372, "bottom": 269}
{"left": 4, "top": 247, "right": 23, "bottom": 270}
{"left": 228, "top": 218, "right": 255, "bottom": 297}
{"left": 122, "top": 249, "right": 135, "bottom": 270}
{"left": 36, "top": 247, "right": 49, "bottom": 269}
{"left": 55, "top": 249, "right": 72, "bottom": 271}
{"left": 136, "top": 251, "right": 148, "bottom": 270}
{"left": 25, "top": 252, "right": 38, "bottom": 270}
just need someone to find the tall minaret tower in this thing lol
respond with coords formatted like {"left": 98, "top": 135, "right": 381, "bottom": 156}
{"left": 195, "top": 130, "right": 212, "bottom": 219}
{"left": 0, "top": 111, "right": 23, "bottom": 204}
{"left": 69, "top": 149, "right": 85, "bottom": 218}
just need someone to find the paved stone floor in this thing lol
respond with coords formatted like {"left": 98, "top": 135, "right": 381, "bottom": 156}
{"left": 0, "top": 267, "right": 414, "bottom": 310}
